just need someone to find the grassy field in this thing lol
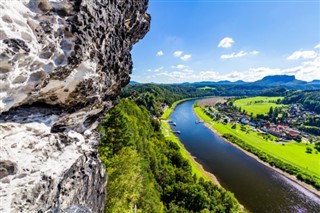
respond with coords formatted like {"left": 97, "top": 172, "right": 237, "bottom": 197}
{"left": 194, "top": 106, "right": 320, "bottom": 178}
{"left": 233, "top": 96, "right": 284, "bottom": 116}
{"left": 198, "top": 86, "right": 216, "bottom": 90}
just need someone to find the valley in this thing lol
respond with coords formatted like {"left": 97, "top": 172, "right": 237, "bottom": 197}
{"left": 109, "top": 81, "right": 320, "bottom": 212}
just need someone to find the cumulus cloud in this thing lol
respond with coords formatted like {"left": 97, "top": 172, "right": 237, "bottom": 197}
{"left": 221, "top": 50, "right": 259, "bottom": 59}
{"left": 183, "top": 68, "right": 193, "bottom": 73}
{"left": 154, "top": 66, "right": 164, "bottom": 72}
{"left": 135, "top": 52, "right": 319, "bottom": 83}
{"left": 156, "top": 51, "right": 164, "bottom": 56}
{"left": 287, "top": 50, "right": 317, "bottom": 60}
{"left": 218, "top": 37, "right": 234, "bottom": 48}
{"left": 173, "top": 51, "right": 183, "bottom": 57}
{"left": 314, "top": 44, "right": 320, "bottom": 49}
{"left": 250, "top": 50, "right": 260, "bottom": 55}
{"left": 221, "top": 51, "right": 246, "bottom": 59}
{"left": 181, "top": 54, "right": 192, "bottom": 61}
{"left": 173, "top": 51, "right": 192, "bottom": 61}
{"left": 171, "top": 64, "right": 187, "bottom": 69}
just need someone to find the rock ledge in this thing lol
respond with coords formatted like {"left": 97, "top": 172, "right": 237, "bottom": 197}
{"left": 0, "top": 0, "right": 150, "bottom": 212}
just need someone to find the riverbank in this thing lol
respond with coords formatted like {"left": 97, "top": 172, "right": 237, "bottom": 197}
{"left": 161, "top": 99, "right": 221, "bottom": 185}
{"left": 161, "top": 121, "right": 220, "bottom": 185}
{"left": 161, "top": 97, "right": 202, "bottom": 120}
{"left": 193, "top": 105, "right": 320, "bottom": 198}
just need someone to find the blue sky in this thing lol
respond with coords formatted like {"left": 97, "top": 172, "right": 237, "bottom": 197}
{"left": 131, "top": 0, "right": 320, "bottom": 83}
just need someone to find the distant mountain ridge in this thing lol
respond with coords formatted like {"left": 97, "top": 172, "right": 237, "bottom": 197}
{"left": 130, "top": 75, "right": 320, "bottom": 90}
{"left": 183, "top": 75, "right": 320, "bottom": 89}
{"left": 250, "top": 75, "right": 306, "bottom": 87}
{"left": 255, "top": 75, "right": 298, "bottom": 83}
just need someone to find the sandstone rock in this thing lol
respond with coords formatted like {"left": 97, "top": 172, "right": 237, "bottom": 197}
{"left": 0, "top": 0, "right": 150, "bottom": 212}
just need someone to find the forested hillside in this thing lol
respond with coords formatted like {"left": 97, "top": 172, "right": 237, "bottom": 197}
{"left": 98, "top": 99, "right": 241, "bottom": 212}
{"left": 121, "top": 83, "right": 263, "bottom": 117}
{"left": 282, "top": 90, "right": 320, "bottom": 113}
{"left": 122, "top": 84, "right": 215, "bottom": 105}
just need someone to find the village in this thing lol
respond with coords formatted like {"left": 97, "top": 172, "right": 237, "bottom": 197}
{"left": 200, "top": 99, "right": 320, "bottom": 143}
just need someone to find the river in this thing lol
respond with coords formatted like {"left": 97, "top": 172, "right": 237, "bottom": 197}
{"left": 169, "top": 99, "right": 320, "bottom": 213}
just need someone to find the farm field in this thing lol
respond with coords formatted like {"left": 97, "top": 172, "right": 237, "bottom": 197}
{"left": 233, "top": 96, "right": 285, "bottom": 116}
{"left": 197, "top": 97, "right": 228, "bottom": 107}
{"left": 194, "top": 106, "right": 320, "bottom": 178}
{"left": 198, "top": 86, "right": 216, "bottom": 90}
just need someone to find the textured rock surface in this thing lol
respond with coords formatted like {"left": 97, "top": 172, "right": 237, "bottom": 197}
{"left": 0, "top": 0, "right": 150, "bottom": 212}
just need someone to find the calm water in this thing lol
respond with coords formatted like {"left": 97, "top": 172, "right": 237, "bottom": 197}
{"left": 170, "top": 99, "right": 320, "bottom": 213}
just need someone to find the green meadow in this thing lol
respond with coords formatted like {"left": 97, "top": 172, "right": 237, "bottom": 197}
{"left": 233, "top": 96, "right": 284, "bottom": 116}
{"left": 194, "top": 106, "right": 320, "bottom": 178}
{"left": 198, "top": 86, "right": 216, "bottom": 90}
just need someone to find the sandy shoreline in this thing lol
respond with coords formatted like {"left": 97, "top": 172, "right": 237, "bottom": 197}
{"left": 193, "top": 107, "right": 320, "bottom": 198}
{"left": 190, "top": 153, "right": 221, "bottom": 186}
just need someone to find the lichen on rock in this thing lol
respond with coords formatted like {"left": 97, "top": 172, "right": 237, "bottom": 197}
{"left": 0, "top": 0, "right": 150, "bottom": 212}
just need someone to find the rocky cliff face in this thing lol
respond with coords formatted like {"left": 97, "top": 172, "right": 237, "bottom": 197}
{"left": 0, "top": 0, "right": 150, "bottom": 212}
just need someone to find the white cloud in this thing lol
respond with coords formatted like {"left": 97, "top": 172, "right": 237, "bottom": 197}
{"left": 287, "top": 50, "right": 317, "bottom": 60}
{"left": 181, "top": 54, "right": 192, "bottom": 61}
{"left": 243, "top": 55, "right": 320, "bottom": 81}
{"left": 133, "top": 53, "right": 319, "bottom": 83}
{"left": 218, "top": 37, "right": 234, "bottom": 48}
{"left": 154, "top": 66, "right": 164, "bottom": 72}
{"left": 173, "top": 51, "right": 183, "bottom": 57}
{"left": 314, "top": 44, "right": 320, "bottom": 49}
{"left": 250, "top": 50, "right": 260, "bottom": 55}
{"left": 183, "top": 68, "right": 193, "bottom": 73}
{"left": 171, "top": 64, "right": 187, "bottom": 69}
{"left": 220, "top": 50, "right": 258, "bottom": 59}
{"left": 221, "top": 51, "right": 246, "bottom": 59}
{"left": 156, "top": 51, "right": 164, "bottom": 56}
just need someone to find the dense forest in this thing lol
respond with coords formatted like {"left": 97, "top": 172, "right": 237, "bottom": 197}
{"left": 98, "top": 99, "right": 241, "bottom": 212}
{"left": 282, "top": 90, "right": 320, "bottom": 113}
{"left": 120, "top": 83, "right": 266, "bottom": 117}
{"left": 121, "top": 84, "right": 215, "bottom": 105}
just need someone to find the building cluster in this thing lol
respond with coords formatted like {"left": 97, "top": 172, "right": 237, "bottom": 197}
{"left": 202, "top": 103, "right": 317, "bottom": 141}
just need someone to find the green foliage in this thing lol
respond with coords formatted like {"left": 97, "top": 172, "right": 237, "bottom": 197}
{"left": 299, "top": 126, "right": 320, "bottom": 136}
{"left": 305, "top": 147, "right": 313, "bottom": 154}
{"left": 106, "top": 147, "right": 143, "bottom": 213}
{"left": 121, "top": 84, "right": 215, "bottom": 112}
{"left": 304, "top": 116, "right": 320, "bottom": 127}
{"left": 315, "top": 142, "right": 320, "bottom": 152}
{"left": 261, "top": 88, "right": 288, "bottom": 97}
{"left": 282, "top": 90, "right": 320, "bottom": 113}
{"left": 99, "top": 99, "right": 241, "bottom": 212}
